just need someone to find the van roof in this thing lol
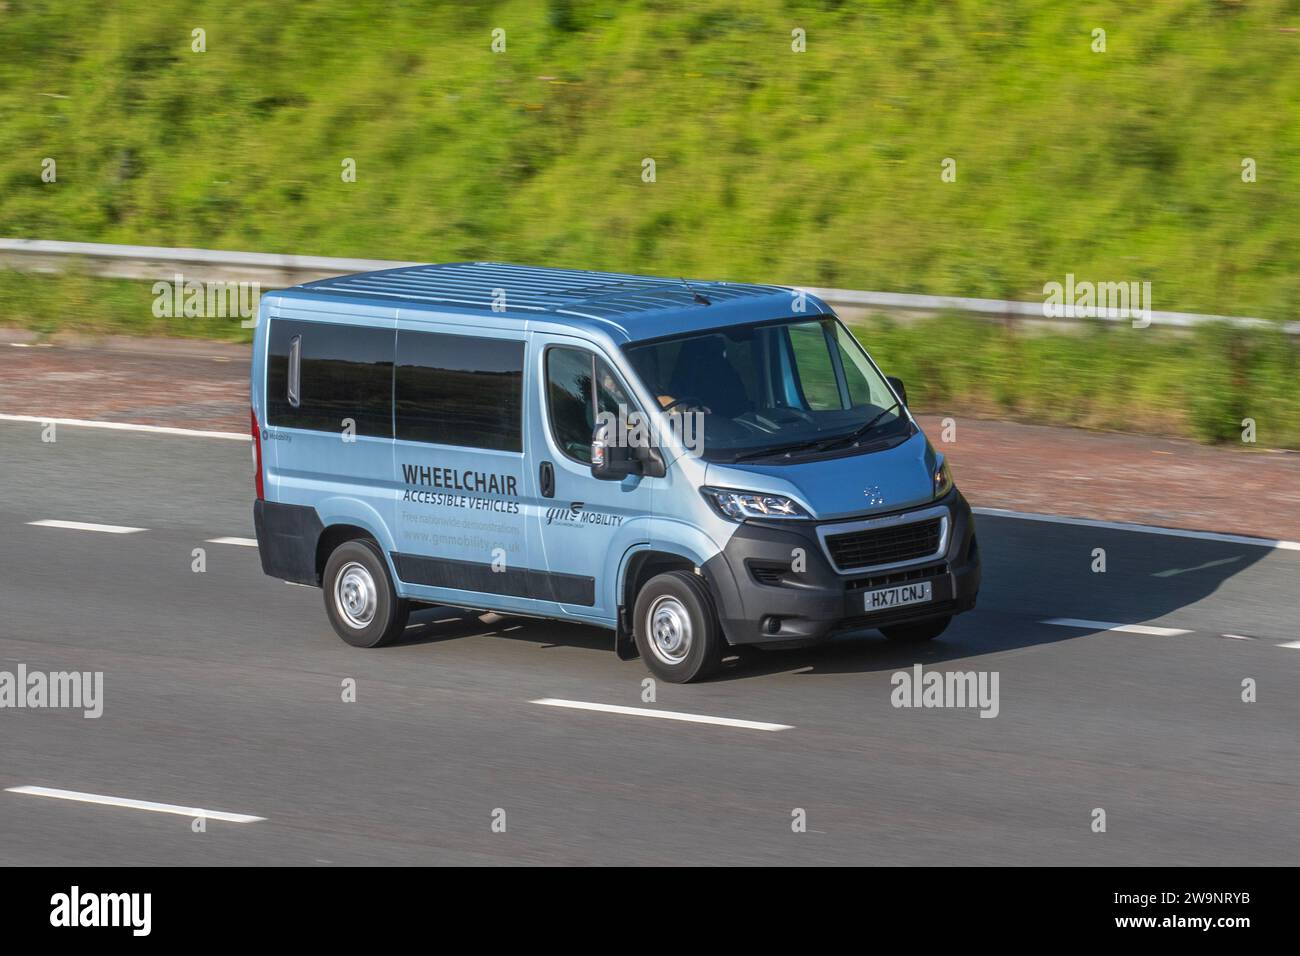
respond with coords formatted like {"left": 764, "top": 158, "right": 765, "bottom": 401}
{"left": 287, "top": 262, "right": 828, "bottom": 343}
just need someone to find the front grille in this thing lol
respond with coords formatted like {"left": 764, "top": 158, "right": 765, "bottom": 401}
{"left": 824, "top": 517, "right": 942, "bottom": 571}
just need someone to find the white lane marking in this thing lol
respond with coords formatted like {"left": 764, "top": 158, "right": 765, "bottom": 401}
{"left": 6, "top": 786, "right": 264, "bottom": 823}
{"left": 973, "top": 507, "right": 1300, "bottom": 551}
{"left": 0, "top": 413, "right": 247, "bottom": 441}
{"left": 2, "top": 412, "right": 1293, "bottom": 551}
{"left": 1222, "top": 634, "right": 1255, "bottom": 641}
{"left": 1042, "top": 618, "right": 1192, "bottom": 636}
{"left": 207, "top": 536, "right": 258, "bottom": 547}
{"left": 1152, "top": 556, "right": 1242, "bottom": 578}
{"left": 531, "top": 698, "right": 793, "bottom": 732}
{"left": 1280, "top": 641, "right": 1300, "bottom": 650}
{"left": 4, "top": 414, "right": 1293, "bottom": 551}
{"left": 28, "top": 519, "right": 145, "bottom": 534}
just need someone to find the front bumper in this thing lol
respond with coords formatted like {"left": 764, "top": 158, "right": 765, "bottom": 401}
{"left": 700, "top": 487, "right": 981, "bottom": 646}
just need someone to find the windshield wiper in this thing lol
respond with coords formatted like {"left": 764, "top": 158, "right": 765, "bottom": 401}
{"left": 810, "top": 402, "right": 902, "bottom": 452}
{"left": 729, "top": 437, "right": 833, "bottom": 463}
{"left": 727, "top": 403, "right": 904, "bottom": 463}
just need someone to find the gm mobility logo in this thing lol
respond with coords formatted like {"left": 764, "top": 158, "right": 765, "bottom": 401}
{"left": 544, "top": 502, "right": 625, "bottom": 528}
{"left": 50, "top": 886, "right": 151, "bottom": 936}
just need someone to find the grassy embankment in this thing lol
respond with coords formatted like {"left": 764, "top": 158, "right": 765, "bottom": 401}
{"left": 1, "top": 0, "right": 1297, "bottom": 444}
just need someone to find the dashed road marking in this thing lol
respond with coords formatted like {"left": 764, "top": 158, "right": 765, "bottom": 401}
{"left": 974, "top": 507, "right": 1300, "bottom": 552}
{"left": 531, "top": 698, "right": 793, "bottom": 732}
{"left": 28, "top": 519, "right": 145, "bottom": 535}
{"left": 1042, "top": 618, "right": 1192, "bottom": 637}
{"left": 1222, "top": 634, "right": 1255, "bottom": 641}
{"left": 6, "top": 786, "right": 265, "bottom": 823}
{"left": 1152, "top": 556, "right": 1242, "bottom": 578}
{"left": 0, "top": 413, "right": 247, "bottom": 441}
{"left": 1280, "top": 641, "right": 1300, "bottom": 650}
{"left": 207, "top": 536, "right": 258, "bottom": 547}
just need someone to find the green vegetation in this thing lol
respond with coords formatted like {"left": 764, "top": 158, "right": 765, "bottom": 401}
{"left": 0, "top": 270, "right": 251, "bottom": 340}
{"left": 1, "top": 0, "right": 1298, "bottom": 444}
{"left": 858, "top": 315, "right": 1300, "bottom": 448}
{"left": 4, "top": 268, "right": 1294, "bottom": 448}
{"left": 3, "top": 0, "right": 1300, "bottom": 316}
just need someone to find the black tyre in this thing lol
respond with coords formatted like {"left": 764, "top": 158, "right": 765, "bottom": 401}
{"left": 633, "top": 570, "right": 724, "bottom": 683}
{"left": 322, "top": 539, "right": 410, "bottom": 648}
{"left": 880, "top": 615, "right": 951, "bottom": 643}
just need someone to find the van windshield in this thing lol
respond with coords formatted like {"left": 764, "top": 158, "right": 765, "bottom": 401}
{"left": 623, "top": 317, "right": 910, "bottom": 463}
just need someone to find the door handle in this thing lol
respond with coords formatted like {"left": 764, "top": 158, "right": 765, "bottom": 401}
{"left": 539, "top": 460, "right": 555, "bottom": 498}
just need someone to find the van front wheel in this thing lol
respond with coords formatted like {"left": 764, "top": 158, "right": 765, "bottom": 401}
{"left": 323, "top": 540, "right": 410, "bottom": 648}
{"left": 633, "top": 570, "right": 723, "bottom": 683}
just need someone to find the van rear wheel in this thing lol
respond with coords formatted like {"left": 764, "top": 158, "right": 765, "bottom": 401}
{"left": 633, "top": 570, "right": 723, "bottom": 683}
{"left": 323, "top": 540, "right": 410, "bottom": 648}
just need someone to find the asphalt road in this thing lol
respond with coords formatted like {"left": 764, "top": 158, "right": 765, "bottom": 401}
{"left": 1, "top": 420, "right": 1298, "bottom": 865}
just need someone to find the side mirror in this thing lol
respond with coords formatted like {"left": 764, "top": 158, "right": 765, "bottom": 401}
{"left": 590, "top": 419, "right": 666, "bottom": 481}
{"left": 591, "top": 419, "right": 639, "bottom": 481}
{"left": 886, "top": 375, "right": 908, "bottom": 407}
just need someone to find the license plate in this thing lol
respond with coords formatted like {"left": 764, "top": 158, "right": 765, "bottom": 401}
{"left": 864, "top": 581, "right": 932, "bottom": 611}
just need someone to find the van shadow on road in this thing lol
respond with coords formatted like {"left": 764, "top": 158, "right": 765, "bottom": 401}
{"left": 383, "top": 515, "right": 1273, "bottom": 681}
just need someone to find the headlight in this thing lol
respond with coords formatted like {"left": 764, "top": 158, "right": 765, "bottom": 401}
{"left": 933, "top": 458, "right": 954, "bottom": 499}
{"left": 702, "top": 487, "right": 808, "bottom": 520}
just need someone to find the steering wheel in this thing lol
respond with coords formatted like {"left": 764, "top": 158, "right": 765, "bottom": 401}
{"left": 662, "top": 395, "right": 712, "bottom": 414}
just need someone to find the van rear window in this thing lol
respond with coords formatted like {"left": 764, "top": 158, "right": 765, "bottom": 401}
{"left": 266, "top": 319, "right": 393, "bottom": 437}
{"left": 395, "top": 331, "right": 523, "bottom": 453}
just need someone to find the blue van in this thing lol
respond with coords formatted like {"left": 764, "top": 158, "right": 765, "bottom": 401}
{"left": 250, "top": 263, "right": 980, "bottom": 682}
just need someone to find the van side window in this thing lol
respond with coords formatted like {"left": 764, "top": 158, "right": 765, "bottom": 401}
{"left": 266, "top": 319, "right": 393, "bottom": 436}
{"left": 395, "top": 331, "right": 523, "bottom": 452}
{"left": 545, "top": 347, "right": 630, "bottom": 464}
{"left": 547, "top": 347, "right": 594, "bottom": 462}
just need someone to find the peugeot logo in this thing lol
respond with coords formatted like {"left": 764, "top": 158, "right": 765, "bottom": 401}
{"left": 863, "top": 485, "right": 885, "bottom": 506}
